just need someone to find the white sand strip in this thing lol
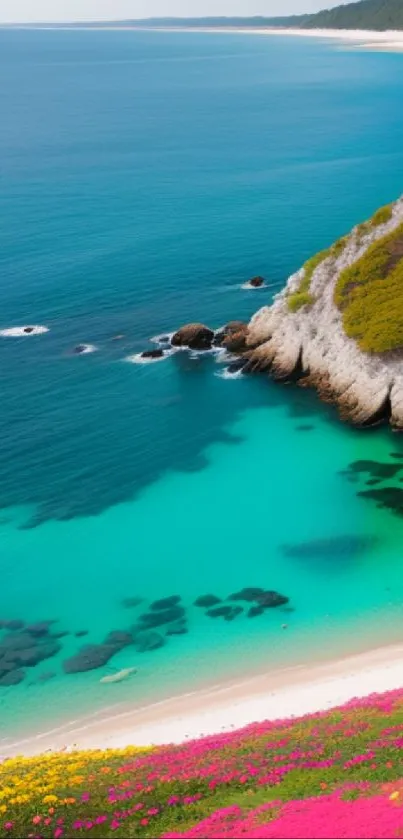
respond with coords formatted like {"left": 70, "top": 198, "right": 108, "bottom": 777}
{"left": 3, "top": 642, "right": 403, "bottom": 757}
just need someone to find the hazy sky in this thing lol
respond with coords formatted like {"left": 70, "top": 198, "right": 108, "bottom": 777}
{"left": 0, "top": 0, "right": 341, "bottom": 24}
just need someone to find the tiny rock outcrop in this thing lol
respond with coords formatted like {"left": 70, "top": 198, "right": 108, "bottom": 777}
{"left": 240, "top": 197, "right": 403, "bottom": 429}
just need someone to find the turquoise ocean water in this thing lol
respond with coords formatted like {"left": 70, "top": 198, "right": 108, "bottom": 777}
{"left": 1, "top": 29, "right": 403, "bottom": 749}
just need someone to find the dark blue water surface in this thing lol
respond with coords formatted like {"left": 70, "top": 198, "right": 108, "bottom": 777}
{"left": 1, "top": 29, "right": 403, "bottom": 525}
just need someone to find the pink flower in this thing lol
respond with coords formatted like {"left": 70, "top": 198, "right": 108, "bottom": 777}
{"left": 95, "top": 816, "right": 107, "bottom": 825}
{"left": 134, "top": 803, "right": 144, "bottom": 811}
{"left": 141, "top": 819, "right": 149, "bottom": 826}
{"left": 148, "top": 808, "right": 159, "bottom": 816}
{"left": 32, "top": 817, "right": 42, "bottom": 826}
{"left": 4, "top": 825, "right": 14, "bottom": 832}
{"left": 81, "top": 792, "right": 90, "bottom": 802}
{"left": 54, "top": 830, "right": 63, "bottom": 839}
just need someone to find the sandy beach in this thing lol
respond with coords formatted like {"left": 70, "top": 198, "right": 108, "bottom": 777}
{"left": 2, "top": 641, "right": 403, "bottom": 758}
{"left": 57, "top": 26, "right": 403, "bottom": 53}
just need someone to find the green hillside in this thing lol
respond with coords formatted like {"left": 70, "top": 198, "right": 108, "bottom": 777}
{"left": 301, "top": 0, "right": 403, "bottom": 31}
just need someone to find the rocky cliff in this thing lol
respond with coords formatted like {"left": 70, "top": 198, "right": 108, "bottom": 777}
{"left": 244, "top": 196, "right": 403, "bottom": 429}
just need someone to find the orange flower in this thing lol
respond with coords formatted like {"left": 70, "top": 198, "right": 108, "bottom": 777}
{"left": 320, "top": 783, "right": 328, "bottom": 790}
{"left": 49, "top": 808, "right": 55, "bottom": 815}
{"left": 100, "top": 767, "right": 111, "bottom": 775}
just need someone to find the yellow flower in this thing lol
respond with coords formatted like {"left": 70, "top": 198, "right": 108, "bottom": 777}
{"left": 0, "top": 805, "right": 7, "bottom": 814}
{"left": 390, "top": 792, "right": 400, "bottom": 801}
{"left": 43, "top": 795, "right": 58, "bottom": 804}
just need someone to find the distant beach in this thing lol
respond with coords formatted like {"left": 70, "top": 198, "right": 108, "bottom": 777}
{"left": 27, "top": 25, "right": 403, "bottom": 53}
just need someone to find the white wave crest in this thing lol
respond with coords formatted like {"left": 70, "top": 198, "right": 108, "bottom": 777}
{"left": 73, "top": 344, "right": 98, "bottom": 355}
{"left": 0, "top": 325, "right": 49, "bottom": 337}
{"left": 241, "top": 282, "right": 267, "bottom": 291}
{"left": 150, "top": 332, "right": 174, "bottom": 346}
{"left": 215, "top": 366, "right": 245, "bottom": 380}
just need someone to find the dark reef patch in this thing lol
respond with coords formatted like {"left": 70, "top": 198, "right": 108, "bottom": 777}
{"left": 121, "top": 597, "right": 143, "bottom": 609}
{"left": 138, "top": 606, "right": 186, "bottom": 629}
{"left": 296, "top": 424, "right": 314, "bottom": 432}
{"left": 135, "top": 631, "right": 165, "bottom": 652}
{"left": 358, "top": 487, "right": 403, "bottom": 517}
{"left": 228, "top": 588, "right": 265, "bottom": 603}
{"left": 282, "top": 535, "right": 378, "bottom": 560}
{"left": 347, "top": 460, "right": 402, "bottom": 481}
{"left": 194, "top": 594, "right": 221, "bottom": 608}
{"left": 150, "top": 596, "right": 181, "bottom": 611}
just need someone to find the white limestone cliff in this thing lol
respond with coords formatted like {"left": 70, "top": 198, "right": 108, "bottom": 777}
{"left": 245, "top": 196, "right": 403, "bottom": 428}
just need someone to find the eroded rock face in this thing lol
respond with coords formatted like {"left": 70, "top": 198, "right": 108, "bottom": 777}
{"left": 243, "top": 197, "right": 403, "bottom": 429}
{"left": 171, "top": 323, "right": 214, "bottom": 350}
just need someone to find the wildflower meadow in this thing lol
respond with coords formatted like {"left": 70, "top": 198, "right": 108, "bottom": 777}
{"left": 2, "top": 689, "right": 403, "bottom": 838}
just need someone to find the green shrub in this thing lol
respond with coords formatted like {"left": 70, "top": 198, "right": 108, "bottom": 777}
{"left": 334, "top": 221, "right": 403, "bottom": 352}
{"left": 287, "top": 290, "right": 315, "bottom": 312}
{"left": 286, "top": 237, "right": 348, "bottom": 314}
{"left": 371, "top": 203, "right": 393, "bottom": 227}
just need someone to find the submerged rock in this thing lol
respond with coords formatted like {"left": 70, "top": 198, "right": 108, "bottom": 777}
{"left": 257, "top": 591, "right": 289, "bottom": 608}
{"left": 166, "top": 621, "right": 188, "bottom": 636}
{"left": 103, "top": 630, "right": 133, "bottom": 648}
{"left": 150, "top": 595, "right": 182, "bottom": 611}
{"left": 0, "top": 669, "right": 25, "bottom": 687}
{"left": 206, "top": 605, "right": 243, "bottom": 620}
{"left": 194, "top": 594, "right": 222, "bottom": 608}
{"left": 282, "top": 535, "right": 377, "bottom": 559}
{"left": 139, "top": 606, "right": 185, "bottom": 628}
{"left": 171, "top": 323, "right": 214, "bottom": 350}
{"left": 248, "top": 606, "right": 265, "bottom": 618}
{"left": 121, "top": 597, "right": 143, "bottom": 609}
{"left": 3, "top": 620, "right": 25, "bottom": 631}
{"left": 228, "top": 587, "right": 265, "bottom": 603}
{"left": 26, "top": 622, "right": 51, "bottom": 637}
{"left": 135, "top": 631, "right": 165, "bottom": 652}
{"left": 63, "top": 644, "right": 118, "bottom": 674}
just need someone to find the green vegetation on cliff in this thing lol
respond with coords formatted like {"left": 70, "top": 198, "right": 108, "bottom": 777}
{"left": 335, "top": 221, "right": 403, "bottom": 353}
{"left": 301, "top": 0, "right": 403, "bottom": 32}
{"left": 287, "top": 237, "right": 347, "bottom": 313}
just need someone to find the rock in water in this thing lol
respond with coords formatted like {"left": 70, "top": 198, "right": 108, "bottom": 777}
{"left": 171, "top": 323, "right": 214, "bottom": 350}
{"left": 248, "top": 276, "right": 265, "bottom": 288}
{"left": 141, "top": 349, "right": 165, "bottom": 360}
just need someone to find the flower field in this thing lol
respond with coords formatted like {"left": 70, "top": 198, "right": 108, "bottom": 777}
{"left": 2, "top": 689, "right": 403, "bottom": 838}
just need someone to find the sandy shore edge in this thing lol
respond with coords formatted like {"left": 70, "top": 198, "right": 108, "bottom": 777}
{"left": 3, "top": 641, "right": 403, "bottom": 757}
{"left": 19, "top": 26, "right": 403, "bottom": 52}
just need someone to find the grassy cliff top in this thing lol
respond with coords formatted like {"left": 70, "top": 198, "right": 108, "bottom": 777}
{"left": 335, "top": 214, "right": 403, "bottom": 353}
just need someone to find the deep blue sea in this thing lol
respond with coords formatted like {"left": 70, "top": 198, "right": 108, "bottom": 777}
{"left": 1, "top": 28, "right": 403, "bottom": 752}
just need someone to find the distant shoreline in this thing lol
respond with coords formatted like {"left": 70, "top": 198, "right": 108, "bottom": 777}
{"left": 4, "top": 26, "right": 403, "bottom": 52}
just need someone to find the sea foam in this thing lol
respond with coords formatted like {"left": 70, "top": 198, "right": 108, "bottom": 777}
{"left": 0, "top": 325, "right": 49, "bottom": 337}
